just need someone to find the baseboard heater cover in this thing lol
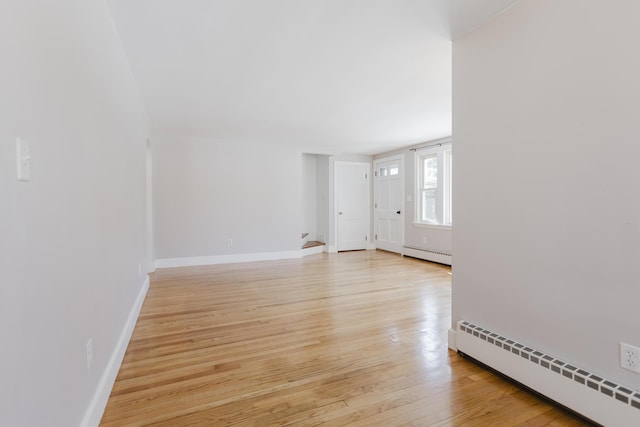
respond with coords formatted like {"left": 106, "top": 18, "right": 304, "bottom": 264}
{"left": 403, "top": 245, "right": 451, "bottom": 257}
{"left": 402, "top": 246, "right": 452, "bottom": 265}
{"left": 456, "top": 320, "right": 640, "bottom": 427}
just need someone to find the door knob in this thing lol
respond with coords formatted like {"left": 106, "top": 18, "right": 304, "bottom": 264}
{"left": 396, "top": 210, "right": 401, "bottom": 214}
{"left": 339, "top": 212, "right": 343, "bottom": 215}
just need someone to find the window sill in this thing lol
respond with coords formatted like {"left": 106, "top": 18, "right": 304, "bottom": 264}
{"left": 412, "top": 222, "right": 452, "bottom": 230}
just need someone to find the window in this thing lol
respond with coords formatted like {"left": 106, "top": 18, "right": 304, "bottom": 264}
{"left": 378, "top": 165, "right": 399, "bottom": 177}
{"left": 416, "top": 143, "right": 452, "bottom": 226}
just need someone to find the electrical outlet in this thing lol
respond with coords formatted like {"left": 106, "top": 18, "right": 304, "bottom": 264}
{"left": 86, "top": 338, "right": 93, "bottom": 369}
{"left": 226, "top": 238, "right": 233, "bottom": 247}
{"left": 620, "top": 342, "right": 640, "bottom": 373}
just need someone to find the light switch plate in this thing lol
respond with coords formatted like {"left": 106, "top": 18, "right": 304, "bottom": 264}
{"left": 16, "top": 138, "right": 31, "bottom": 182}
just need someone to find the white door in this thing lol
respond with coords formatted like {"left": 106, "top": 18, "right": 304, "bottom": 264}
{"left": 335, "top": 161, "right": 370, "bottom": 251}
{"left": 374, "top": 156, "right": 403, "bottom": 253}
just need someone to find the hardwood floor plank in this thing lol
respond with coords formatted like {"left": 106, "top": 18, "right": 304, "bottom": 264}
{"left": 101, "top": 250, "right": 592, "bottom": 426}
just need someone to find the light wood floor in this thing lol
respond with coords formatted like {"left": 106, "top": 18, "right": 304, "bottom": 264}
{"left": 101, "top": 250, "right": 591, "bottom": 426}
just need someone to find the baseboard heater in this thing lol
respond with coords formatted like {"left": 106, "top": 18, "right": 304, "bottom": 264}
{"left": 402, "top": 246, "right": 451, "bottom": 265}
{"left": 456, "top": 321, "right": 640, "bottom": 427}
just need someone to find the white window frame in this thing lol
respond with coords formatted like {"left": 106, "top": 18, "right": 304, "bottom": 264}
{"left": 415, "top": 143, "right": 452, "bottom": 227}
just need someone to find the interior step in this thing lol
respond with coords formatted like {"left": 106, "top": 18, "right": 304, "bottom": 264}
{"left": 302, "top": 240, "right": 324, "bottom": 249}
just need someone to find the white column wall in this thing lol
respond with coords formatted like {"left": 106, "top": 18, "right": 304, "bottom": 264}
{"left": 302, "top": 154, "right": 318, "bottom": 242}
{"left": 452, "top": 0, "right": 640, "bottom": 388}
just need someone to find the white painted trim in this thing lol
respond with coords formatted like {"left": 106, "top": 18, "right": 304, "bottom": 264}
{"left": 456, "top": 321, "right": 640, "bottom": 427}
{"left": 448, "top": 328, "right": 457, "bottom": 351}
{"left": 327, "top": 245, "right": 338, "bottom": 254}
{"left": 401, "top": 246, "right": 452, "bottom": 266}
{"left": 412, "top": 222, "right": 452, "bottom": 230}
{"left": 80, "top": 276, "right": 150, "bottom": 427}
{"left": 302, "top": 245, "right": 325, "bottom": 257}
{"left": 155, "top": 250, "right": 303, "bottom": 269}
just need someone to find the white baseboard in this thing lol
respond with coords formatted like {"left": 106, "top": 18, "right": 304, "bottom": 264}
{"left": 448, "top": 328, "right": 457, "bottom": 351}
{"left": 302, "top": 245, "right": 325, "bottom": 257}
{"left": 155, "top": 250, "right": 303, "bottom": 269}
{"left": 80, "top": 276, "right": 149, "bottom": 427}
{"left": 323, "top": 245, "right": 375, "bottom": 253}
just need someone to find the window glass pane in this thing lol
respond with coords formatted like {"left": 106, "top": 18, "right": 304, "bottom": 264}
{"left": 379, "top": 167, "right": 387, "bottom": 177}
{"left": 423, "top": 156, "right": 437, "bottom": 189}
{"left": 421, "top": 189, "right": 437, "bottom": 223}
{"left": 389, "top": 165, "right": 399, "bottom": 176}
{"left": 415, "top": 145, "right": 451, "bottom": 226}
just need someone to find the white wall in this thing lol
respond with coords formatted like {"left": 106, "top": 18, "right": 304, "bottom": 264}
{"left": 302, "top": 154, "right": 317, "bottom": 242}
{"left": 452, "top": 0, "right": 640, "bottom": 389}
{"left": 315, "top": 155, "right": 330, "bottom": 245}
{"left": 0, "top": 0, "right": 149, "bottom": 425}
{"left": 153, "top": 137, "right": 302, "bottom": 260}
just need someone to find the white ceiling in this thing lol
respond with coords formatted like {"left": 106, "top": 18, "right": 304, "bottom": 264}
{"left": 107, "top": 0, "right": 520, "bottom": 155}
